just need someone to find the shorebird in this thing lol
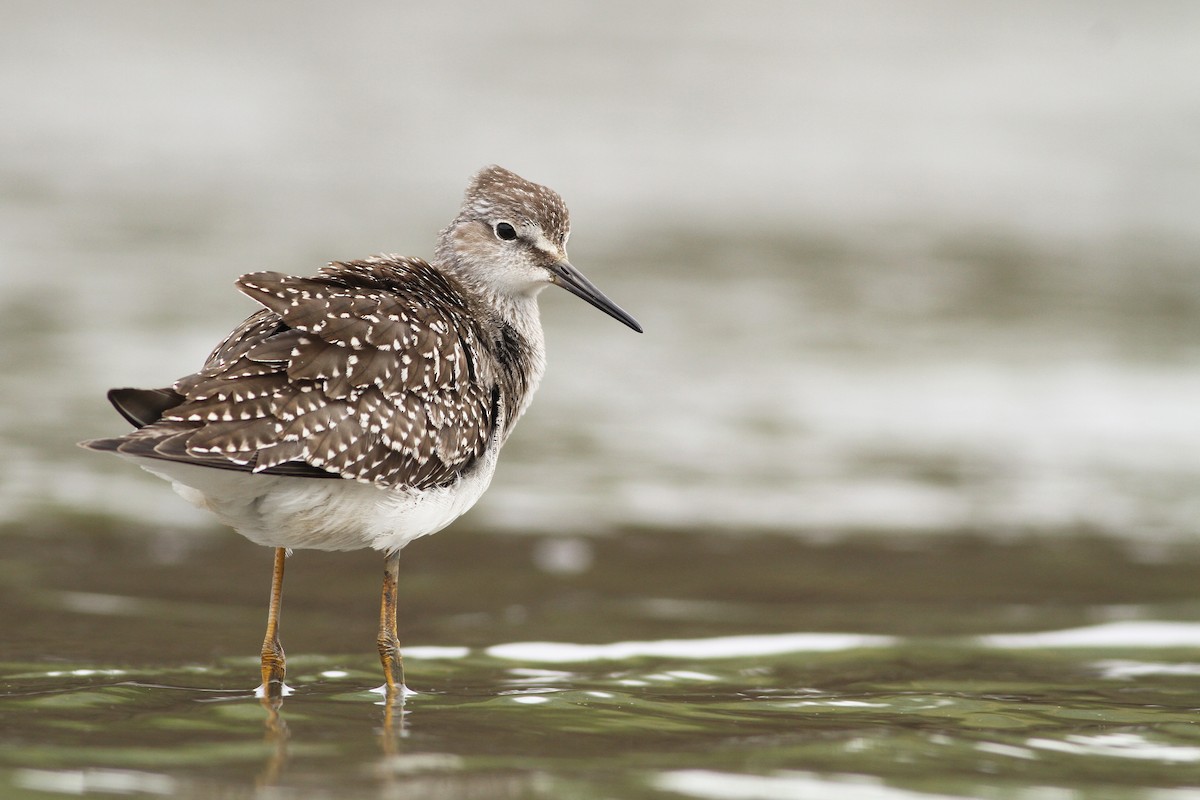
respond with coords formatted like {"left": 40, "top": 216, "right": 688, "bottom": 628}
{"left": 81, "top": 165, "right": 641, "bottom": 698}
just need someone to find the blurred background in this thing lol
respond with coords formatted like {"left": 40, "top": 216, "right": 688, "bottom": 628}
{"left": 5, "top": 5, "right": 1200, "bottom": 795}
{"left": 2, "top": 0, "right": 1198, "bottom": 543}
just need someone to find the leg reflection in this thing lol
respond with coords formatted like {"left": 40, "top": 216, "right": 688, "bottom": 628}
{"left": 256, "top": 693, "right": 290, "bottom": 787}
{"left": 378, "top": 681, "right": 410, "bottom": 757}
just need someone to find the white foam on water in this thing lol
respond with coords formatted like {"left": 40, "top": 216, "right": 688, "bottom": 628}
{"left": 487, "top": 632, "right": 895, "bottom": 663}
{"left": 980, "top": 621, "right": 1200, "bottom": 649}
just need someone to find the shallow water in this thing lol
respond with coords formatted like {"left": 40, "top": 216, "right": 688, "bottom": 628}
{"left": 3, "top": 3, "right": 1200, "bottom": 798}
{"left": 4, "top": 523, "right": 1200, "bottom": 798}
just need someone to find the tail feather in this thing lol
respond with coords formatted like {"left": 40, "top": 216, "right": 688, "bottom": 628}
{"left": 78, "top": 436, "right": 124, "bottom": 453}
{"left": 107, "top": 387, "right": 184, "bottom": 428}
{"left": 78, "top": 400, "right": 337, "bottom": 480}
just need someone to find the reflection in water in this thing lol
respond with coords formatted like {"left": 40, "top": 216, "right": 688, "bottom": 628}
{"left": 11, "top": 526, "right": 1200, "bottom": 799}
{"left": 256, "top": 695, "right": 289, "bottom": 789}
{"left": 7, "top": 627, "right": 1200, "bottom": 798}
{"left": 374, "top": 685, "right": 411, "bottom": 745}
{"left": 254, "top": 677, "right": 414, "bottom": 790}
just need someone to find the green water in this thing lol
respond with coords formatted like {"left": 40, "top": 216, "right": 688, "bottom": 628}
{"left": 4, "top": 7, "right": 1200, "bottom": 796}
{"left": 4, "top": 522, "right": 1200, "bottom": 798}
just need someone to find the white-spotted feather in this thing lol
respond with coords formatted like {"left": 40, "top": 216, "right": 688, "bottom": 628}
{"left": 100, "top": 256, "right": 506, "bottom": 490}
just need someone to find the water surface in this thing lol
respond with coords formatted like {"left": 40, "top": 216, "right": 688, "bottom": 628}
{"left": 4, "top": 523, "right": 1200, "bottom": 798}
{"left": 2, "top": 3, "right": 1199, "bottom": 798}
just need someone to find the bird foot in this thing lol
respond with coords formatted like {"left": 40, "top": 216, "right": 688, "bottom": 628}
{"left": 371, "top": 681, "right": 416, "bottom": 699}
{"left": 254, "top": 681, "right": 295, "bottom": 700}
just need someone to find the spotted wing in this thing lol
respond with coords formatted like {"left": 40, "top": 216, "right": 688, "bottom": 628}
{"left": 83, "top": 257, "right": 498, "bottom": 490}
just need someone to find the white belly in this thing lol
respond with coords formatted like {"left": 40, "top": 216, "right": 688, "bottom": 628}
{"left": 125, "top": 444, "right": 500, "bottom": 553}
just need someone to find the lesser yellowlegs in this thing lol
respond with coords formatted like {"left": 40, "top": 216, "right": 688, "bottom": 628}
{"left": 81, "top": 165, "right": 642, "bottom": 697}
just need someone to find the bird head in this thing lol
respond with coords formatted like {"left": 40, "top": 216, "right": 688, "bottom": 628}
{"left": 437, "top": 166, "right": 642, "bottom": 333}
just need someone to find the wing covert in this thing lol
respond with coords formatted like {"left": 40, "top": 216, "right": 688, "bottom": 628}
{"left": 88, "top": 257, "right": 498, "bottom": 490}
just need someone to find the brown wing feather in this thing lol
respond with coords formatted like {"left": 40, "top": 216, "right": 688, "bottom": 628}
{"left": 83, "top": 256, "right": 498, "bottom": 489}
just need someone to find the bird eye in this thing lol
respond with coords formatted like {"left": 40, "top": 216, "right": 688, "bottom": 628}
{"left": 494, "top": 222, "right": 518, "bottom": 241}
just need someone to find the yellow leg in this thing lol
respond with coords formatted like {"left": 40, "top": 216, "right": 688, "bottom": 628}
{"left": 377, "top": 550, "right": 405, "bottom": 696}
{"left": 260, "top": 547, "right": 287, "bottom": 695}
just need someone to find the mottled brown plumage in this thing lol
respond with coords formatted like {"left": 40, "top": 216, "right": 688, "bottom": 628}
{"left": 87, "top": 257, "right": 503, "bottom": 489}
{"left": 80, "top": 165, "right": 641, "bottom": 699}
